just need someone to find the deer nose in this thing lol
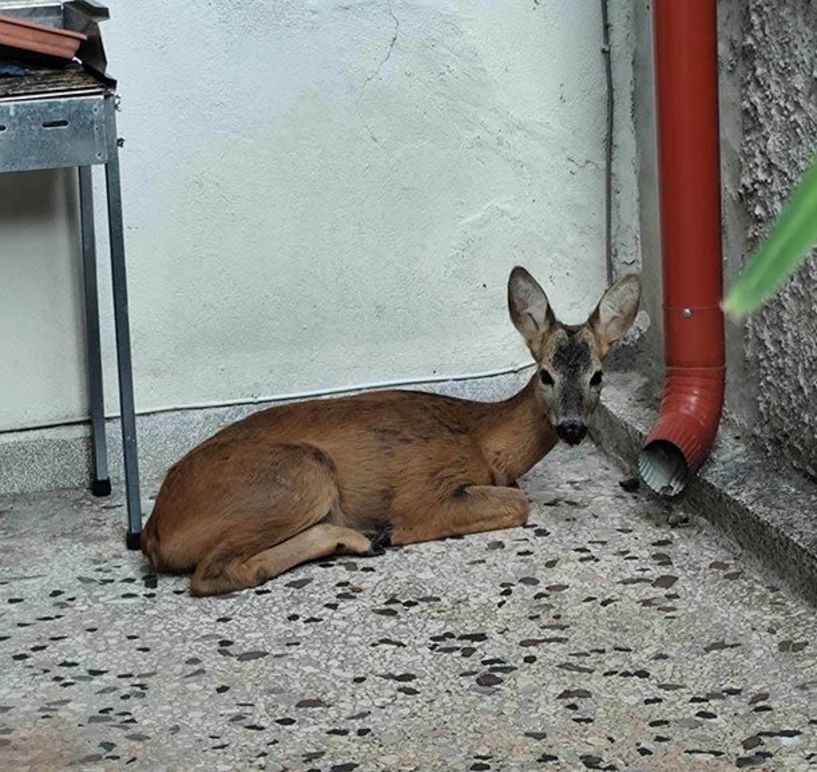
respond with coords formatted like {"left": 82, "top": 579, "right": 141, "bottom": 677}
{"left": 557, "top": 420, "right": 587, "bottom": 446}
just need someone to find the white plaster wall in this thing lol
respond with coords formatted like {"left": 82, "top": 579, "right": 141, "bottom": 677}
{"left": 0, "top": 0, "right": 615, "bottom": 432}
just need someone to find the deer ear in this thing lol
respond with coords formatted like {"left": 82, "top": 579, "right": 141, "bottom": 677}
{"left": 589, "top": 274, "right": 641, "bottom": 355}
{"left": 508, "top": 266, "right": 555, "bottom": 353}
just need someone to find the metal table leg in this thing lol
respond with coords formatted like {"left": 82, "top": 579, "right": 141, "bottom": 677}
{"left": 78, "top": 165, "right": 111, "bottom": 497}
{"left": 103, "top": 98, "right": 143, "bottom": 549}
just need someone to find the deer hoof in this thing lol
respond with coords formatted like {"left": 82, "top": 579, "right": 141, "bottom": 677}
{"left": 365, "top": 524, "right": 393, "bottom": 553}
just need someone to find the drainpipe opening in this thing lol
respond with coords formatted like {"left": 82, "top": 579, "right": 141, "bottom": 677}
{"left": 638, "top": 439, "right": 689, "bottom": 497}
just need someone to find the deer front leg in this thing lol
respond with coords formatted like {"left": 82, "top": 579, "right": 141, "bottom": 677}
{"left": 389, "top": 485, "right": 529, "bottom": 546}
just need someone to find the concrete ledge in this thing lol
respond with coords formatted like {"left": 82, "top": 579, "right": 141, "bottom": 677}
{"left": 592, "top": 371, "right": 817, "bottom": 605}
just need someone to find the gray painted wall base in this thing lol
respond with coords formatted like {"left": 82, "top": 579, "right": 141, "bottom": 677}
{"left": 0, "top": 370, "right": 532, "bottom": 500}
{"left": 591, "top": 371, "right": 817, "bottom": 606}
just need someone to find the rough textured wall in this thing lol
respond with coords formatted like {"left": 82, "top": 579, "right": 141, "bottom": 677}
{"left": 609, "top": 0, "right": 641, "bottom": 278}
{"left": 719, "top": 0, "right": 756, "bottom": 429}
{"left": 604, "top": 0, "right": 652, "bottom": 367}
{"left": 0, "top": 0, "right": 631, "bottom": 433}
{"left": 740, "top": 0, "right": 817, "bottom": 479}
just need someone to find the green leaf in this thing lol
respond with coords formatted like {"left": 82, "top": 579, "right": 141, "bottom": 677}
{"left": 722, "top": 156, "right": 817, "bottom": 319}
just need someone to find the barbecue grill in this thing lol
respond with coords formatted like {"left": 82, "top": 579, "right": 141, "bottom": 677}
{"left": 0, "top": 0, "right": 142, "bottom": 548}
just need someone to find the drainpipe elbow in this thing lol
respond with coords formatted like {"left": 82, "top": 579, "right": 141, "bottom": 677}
{"left": 638, "top": 366, "right": 725, "bottom": 495}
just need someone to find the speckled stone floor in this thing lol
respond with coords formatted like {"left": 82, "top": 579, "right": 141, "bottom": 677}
{"left": 1, "top": 442, "right": 816, "bottom": 771}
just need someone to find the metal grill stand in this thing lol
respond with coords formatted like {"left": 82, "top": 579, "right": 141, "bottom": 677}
{"left": 1, "top": 3, "right": 142, "bottom": 548}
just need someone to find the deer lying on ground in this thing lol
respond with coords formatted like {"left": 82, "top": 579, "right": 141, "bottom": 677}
{"left": 141, "top": 267, "right": 640, "bottom": 596}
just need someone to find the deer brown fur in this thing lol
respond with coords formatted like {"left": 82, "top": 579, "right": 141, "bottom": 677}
{"left": 141, "top": 267, "right": 640, "bottom": 596}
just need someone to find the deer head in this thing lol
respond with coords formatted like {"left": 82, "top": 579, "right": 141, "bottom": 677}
{"left": 508, "top": 266, "right": 641, "bottom": 445}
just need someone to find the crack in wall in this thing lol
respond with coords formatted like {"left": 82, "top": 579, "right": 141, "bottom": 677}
{"left": 357, "top": 0, "right": 400, "bottom": 144}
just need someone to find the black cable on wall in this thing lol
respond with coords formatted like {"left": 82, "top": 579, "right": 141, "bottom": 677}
{"left": 601, "top": 0, "right": 614, "bottom": 285}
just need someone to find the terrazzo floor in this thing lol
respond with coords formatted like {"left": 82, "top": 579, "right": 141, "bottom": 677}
{"left": 1, "top": 442, "right": 816, "bottom": 771}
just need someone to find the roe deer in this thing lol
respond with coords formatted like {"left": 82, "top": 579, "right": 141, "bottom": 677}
{"left": 141, "top": 267, "right": 640, "bottom": 596}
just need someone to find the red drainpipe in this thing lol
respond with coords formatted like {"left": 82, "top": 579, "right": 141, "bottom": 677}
{"left": 638, "top": 0, "right": 725, "bottom": 495}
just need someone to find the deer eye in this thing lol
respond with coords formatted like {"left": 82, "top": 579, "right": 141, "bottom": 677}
{"left": 590, "top": 370, "right": 603, "bottom": 387}
{"left": 540, "top": 370, "right": 555, "bottom": 386}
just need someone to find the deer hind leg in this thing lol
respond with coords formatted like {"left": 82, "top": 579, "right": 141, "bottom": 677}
{"left": 389, "top": 485, "right": 529, "bottom": 546}
{"left": 169, "top": 441, "right": 378, "bottom": 596}
{"left": 190, "top": 523, "right": 378, "bottom": 596}
{"left": 150, "top": 442, "right": 342, "bottom": 576}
